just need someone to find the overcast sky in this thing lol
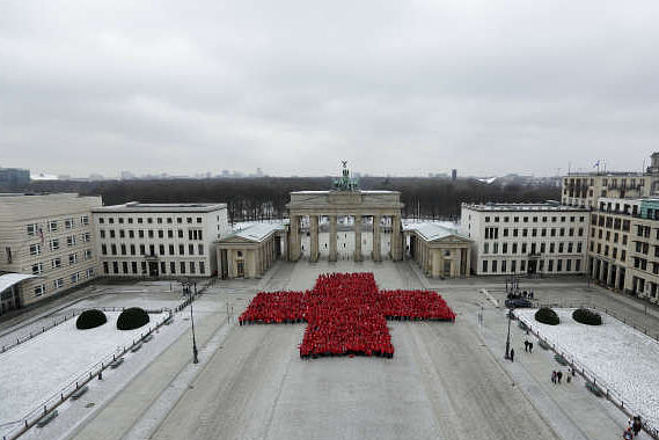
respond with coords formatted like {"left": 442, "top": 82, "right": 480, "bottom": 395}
{"left": 1, "top": 0, "right": 657, "bottom": 178}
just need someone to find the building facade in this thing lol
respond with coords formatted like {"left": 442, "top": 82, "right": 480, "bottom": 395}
{"left": 0, "top": 193, "right": 102, "bottom": 310}
{"left": 404, "top": 223, "right": 471, "bottom": 278}
{"left": 588, "top": 197, "right": 659, "bottom": 302}
{"left": 461, "top": 203, "right": 588, "bottom": 276}
{"left": 562, "top": 153, "right": 659, "bottom": 208}
{"left": 92, "top": 203, "right": 230, "bottom": 278}
{"left": 217, "top": 223, "right": 285, "bottom": 279}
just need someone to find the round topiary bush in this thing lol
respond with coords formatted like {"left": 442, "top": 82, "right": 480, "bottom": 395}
{"left": 116, "top": 307, "right": 150, "bottom": 330}
{"left": 535, "top": 307, "right": 560, "bottom": 325}
{"left": 572, "top": 308, "right": 602, "bottom": 326}
{"left": 76, "top": 309, "right": 107, "bottom": 330}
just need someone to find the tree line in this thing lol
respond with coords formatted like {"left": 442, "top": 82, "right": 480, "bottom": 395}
{"left": 26, "top": 177, "right": 560, "bottom": 223}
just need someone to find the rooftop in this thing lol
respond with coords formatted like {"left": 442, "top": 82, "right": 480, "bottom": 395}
{"left": 462, "top": 202, "right": 588, "bottom": 212}
{"left": 403, "top": 222, "right": 468, "bottom": 242}
{"left": 92, "top": 202, "right": 227, "bottom": 213}
{"left": 222, "top": 222, "right": 285, "bottom": 243}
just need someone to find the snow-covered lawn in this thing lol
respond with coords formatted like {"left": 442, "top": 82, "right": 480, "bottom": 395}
{"left": 0, "top": 312, "right": 166, "bottom": 435}
{"left": 516, "top": 308, "right": 659, "bottom": 432}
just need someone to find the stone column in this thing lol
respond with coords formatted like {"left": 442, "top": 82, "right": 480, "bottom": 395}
{"left": 391, "top": 215, "right": 402, "bottom": 261}
{"left": 329, "top": 215, "right": 338, "bottom": 262}
{"left": 599, "top": 260, "right": 607, "bottom": 283}
{"left": 354, "top": 215, "right": 362, "bottom": 262}
{"left": 465, "top": 247, "right": 471, "bottom": 278}
{"left": 310, "top": 215, "right": 319, "bottom": 263}
{"left": 615, "top": 265, "right": 622, "bottom": 290}
{"left": 288, "top": 215, "right": 301, "bottom": 262}
{"left": 372, "top": 215, "right": 381, "bottom": 262}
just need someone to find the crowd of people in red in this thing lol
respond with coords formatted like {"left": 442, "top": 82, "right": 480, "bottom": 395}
{"left": 238, "top": 272, "right": 455, "bottom": 359}
{"left": 379, "top": 289, "right": 456, "bottom": 321}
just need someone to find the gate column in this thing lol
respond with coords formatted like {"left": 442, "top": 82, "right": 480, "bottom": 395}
{"left": 329, "top": 215, "right": 338, "bottom": 262}
{"left": 354, "top": 215, "right": 362, "bottom": 262}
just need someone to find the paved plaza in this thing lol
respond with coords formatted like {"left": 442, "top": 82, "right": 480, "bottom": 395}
{"left": 3, "top": 261, "right": 658, "bottom": 440}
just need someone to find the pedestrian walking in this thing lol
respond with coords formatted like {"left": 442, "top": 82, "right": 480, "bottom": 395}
{"left": 551, "top": 370, "right": 557, "bottom": 384}
{"left": 557, "top": 371, "right": 563, "bottom": 384}
{"left": 632, "top": 416, "right": 642, "bottom": 437}
{"left": 524, "top": 340, "right": 529, "bottom": 352}
{"left": 510, "top": 348, "right": 515, "bottom": 362}
{"left": 529, "top": 342, "right": 533, "bottom": 353}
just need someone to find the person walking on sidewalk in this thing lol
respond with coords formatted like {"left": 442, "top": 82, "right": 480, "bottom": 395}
{"left": 557, "top": 371, "right": 563, "bottom": 384}
{"left": 510, "top": 348, "right": 515, "bottom": 362}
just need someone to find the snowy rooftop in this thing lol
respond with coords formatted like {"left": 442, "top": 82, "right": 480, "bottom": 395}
{"left": 463, "top": 202, "right": 588, "bottom": 212}
{"left": 93, "top": 202, "right": 226, "bottom": 213}
{"left": 290, "top": 190, "right": 399, "bottom": 194}
{"left": 223, "top": 222, "right": 285, "bottom": 242}
{"left": 0, "top": 273, "right": 36, "bottom": 292}
{"left": 404, "top": 222, "right": 467, "bottom": 242}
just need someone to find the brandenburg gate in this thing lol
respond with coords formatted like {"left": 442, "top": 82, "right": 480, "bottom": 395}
{"left": 286, "top": 163, "right": 404, "bottom": 263}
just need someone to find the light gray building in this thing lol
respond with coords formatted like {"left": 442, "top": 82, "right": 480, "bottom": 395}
{"left": 461, "top": 203, "right": 589, "bottom": 276}
{"left": 92, "top": 202, "right": 231, "bottom": 278}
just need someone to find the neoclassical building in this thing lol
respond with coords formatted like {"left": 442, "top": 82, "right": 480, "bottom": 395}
{"left": 404, "top": 223, "right": 471, "bottom": 278}
{"left": 217, "top": 223, "right": 285, "bottom": 279}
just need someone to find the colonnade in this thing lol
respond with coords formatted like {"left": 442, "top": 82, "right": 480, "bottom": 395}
{"left": 590, "top": 256, "right": 625, "bottom": 291}
{"left": 288, "top": 213, "right": 403, "bottom": 262}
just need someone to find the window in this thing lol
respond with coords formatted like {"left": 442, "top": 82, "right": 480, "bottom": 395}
{"left": 119, "top": 230, "right": 125, "bottom": 238}
{"left": 170, "top": 262, "right": 176, "bottom": 274}
{"left": 187, "top": 217, "right": 192, "bottom": 224}
{"left": 53, "top": 278, "right": 64, "bottom": 289}
{"left": 111, "top": 244, "right": 117, "bottom": 255}
{"left": 148, "top": 230, "right": 154, "bottom": 238}
{"left": 189, "top": 244, "right": 194, "bottom": 255}
{"left": 86, "top": 268, "right": 95, "bottom": 278}
{"left": 121, "top": 244, "right": 127, "bottom": 255}
{"left": 177, "top": 217, "right": 182, "bottom": 224}
{"left": 100, "top": 230, "right": 106, "bottom": 239}
{"left": 101, "top": 244, "right": 107, "bottom": 255}
{"left": 32, "top": 263, "right": 43, "bottom": 275}
{"left": 179, "top": 244, "right": 185, "bottom": 255}
{"left": 138, "top": 218, "right": 143, "bottom": 224}
{"left": 491, "top": 260, "right": 498, "bottom": 272}
{"left": 197, "top": 217, "right": 202, "bottom": 223}
{"left": 110, "top": 230, "right": 116, "bottom": 238}
{"left": 147, "top": 217, "right": 153, "bottom": 224}
{"left": 113, "top": 261, "right": 119, "bottom": 273}
{"left": 48, "top": 220, "right": 58, "bottom": 232}
{"left": 26, "top": 223, "right": 38, "bottom": 236}
{"left": 67, "top": 235, "right": 76, "bottom": 247}
{"left": 168, "top": 230, "right": 174, "bottom": 238}
{"left": 49, "top": 238, "right": 60, "bottom": 251}
{"left": 139, "top": 230, "right": 145, "bottom": 238}
{"left": 81, "top": 232, "right": 91, "bottom": 242}
{"left": 180, "top": 261, "right": 186, "bottom": 274}
{"left": 71, "top": 272, "right": 80, "bottom": 284}
{"left": 158, "top": 230, "right": 164, "bottom": 239}
{"left": 30, "top": 243, "right": 41, "bottom": 256}
{"left": 34, "top": 284, "right": 46, "bottom": 297}
{"left": 84, "top": 249, "right": 93, "bottom": 260}
{"left": 169, "top": 245, "right": 175, "bottom": 255}
{"left": 129, "top": 230, "right": 135, "bottom": 238}
{"left": 512, "top": 243, "right": 518, "bottom": 254}
{"left": 132, "top": 262, "right": 138, "bottom": 274}
{"left": 198, "top": 244, "right": 204, "bottom": 255}
{"left": 548, "top": 260, "right": 554, "bottom": 272}
{"left": 178, "top": 230, "right": 184, "bottom": 238}
{"left": 199, "top": 261, "right": 205, "bottom": 274}
{"left": 122, "top": 261, "right": 129, "bottom": 274}
{"left": 51, "top": 257, "right": 61, "bottom": 268}
{"left": 483, "top": 243, "right": 489, "bottom": 254}
{"left": 109, "top": 218, "right": 114, "bottom": 224}
{"left": 157, "top": 217, "right": 163, "bottom": 224}
{"left": 99, "top": 217, "right": 105, "bottom": 224}
{"left": 482, "top": 260, "right": 488, "bottom": 273}
{"left": 80, "top": 215, "right": 89, "bottom": 226}
{"left": 128, "top": 218, "right": 133, "bottom": 224}
{"left": 557, "top": 259, "right": 563, "bottom": 272}
{"left": 501, "top": 260, "right": 507, "bottom": 272}
{"left": 159, "top": 244, "right": 165, "bottom": 255}
{"left": 103, "top": 262, "right": 109, "bottom": 274}
{"left": 69, "top": 253, "right": 78, "bottom": 264}
{"left": 140, "top": 244, "right": 146, "bottom": 255}
{"left": 65, "top": 218, "right": 74, "bottom": 229}
{"left": 130, "top": 244, "right": 136, "bottom": 255}
{"left": 189, "top": 262, "right": 196, "bottom": 274}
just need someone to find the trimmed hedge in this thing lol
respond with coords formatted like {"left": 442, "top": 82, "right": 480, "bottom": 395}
{"left": 117, "top": 307, "right": 150, "bottom": 330}
{"left": 76, "top": 309, "right": 107, "bottom": 330}
{"left": 572, "top": 308, "right": 602, "bottom": 326}
{"left": 535, "top": 307, "right": 560, "bottom": 325}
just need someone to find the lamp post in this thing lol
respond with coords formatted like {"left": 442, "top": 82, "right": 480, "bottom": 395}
{"left": 182, "top": 280, "right": 199, "bottom": 364}
{"left": 505, "top": 307, "right": 513, "bottom": 360}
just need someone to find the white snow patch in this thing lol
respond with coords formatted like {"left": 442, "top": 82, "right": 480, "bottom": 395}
{"left": 0, "top": 312, "right": 166, "bottom": 437}
{"left": 516, "top": 308, "right": 659, "bottom": 432}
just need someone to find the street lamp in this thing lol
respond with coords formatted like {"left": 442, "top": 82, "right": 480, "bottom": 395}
{"left": 505, "top": 307, "right": 513, "bottom": 360}
{"left": 182, "top": 280, "right": 199, "bottom": 364}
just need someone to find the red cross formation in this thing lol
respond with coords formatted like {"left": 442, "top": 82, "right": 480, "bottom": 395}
{"left": 239, "top": 272, "right": 455, "bottom": 359}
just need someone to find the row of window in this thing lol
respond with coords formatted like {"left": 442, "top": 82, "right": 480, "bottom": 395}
{"left": 101, "top": 243, "right": 204, "bottom": 257}
{"left": 102, "top": 260, "right": 206, "bottom": 276}
{"left": 481, "top": 258, "right": 582, "bottom": 273}
{"left": 29, "top": 241, "right": 91, "bottom": 257}
{"left": 26, "top": 216, "right": 90, "bottom": 236}
{"left": 590, "top": 241, "right": 626, "bottom": 262}
{"left": 31, "top": 250, "right": 94, "bottom": 274}
{"left": 483, "top": 241, "right": 583, "bottom": 255}
{"left": 591, "top": 214, "right": 631, "bottom": 232}
{"left": 98, "top": 216, "right": 203, "bottom": 225}
{"left": 591, "top": 227, "right": 629, "bottom": 245}
{"left": 483, "top": 226, "right": 583, "bottom": 239}
{"left": 483, "top": 215, "right": 585, "bottom": 224}
{"left": 33, "top": 268, "right": 95, "bottom": 297}
{"left": 99, "top": 228, "right": 203, "bottom": 240}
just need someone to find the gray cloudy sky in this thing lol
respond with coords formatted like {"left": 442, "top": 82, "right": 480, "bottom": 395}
{"left": 1, "top": 0, "right": 657, "bottom": 178}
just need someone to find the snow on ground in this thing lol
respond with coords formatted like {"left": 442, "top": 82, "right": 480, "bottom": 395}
{"left": 516, "top": 308, "right": 659, "bottom": 432}
{"left": 0, "top": 312, "right": 166, "bottom": 437}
